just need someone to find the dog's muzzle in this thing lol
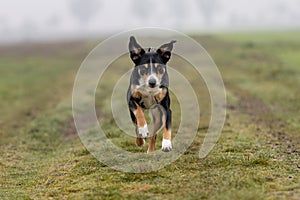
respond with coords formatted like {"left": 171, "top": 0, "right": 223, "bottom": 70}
{"left": 148, "top": 78, "right": 157, "bottom": 88}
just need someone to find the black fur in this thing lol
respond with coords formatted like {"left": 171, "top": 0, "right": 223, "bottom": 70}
{"left": 127, "top": 36, "right": 175, "bottom": 152}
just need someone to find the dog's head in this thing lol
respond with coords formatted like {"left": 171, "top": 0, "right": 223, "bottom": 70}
{"left": 129, "top": 36, "right": 176, "bottom": 89}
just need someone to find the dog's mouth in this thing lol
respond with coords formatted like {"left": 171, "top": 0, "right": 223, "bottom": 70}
{"left": 147, "top": 83, "right": 160, "bottom": 89}
{"left": 148, "top": 84, "right": 157, "bottom": 88}
{"left": 136, "top": 83, "right": 161, "bottom": 95}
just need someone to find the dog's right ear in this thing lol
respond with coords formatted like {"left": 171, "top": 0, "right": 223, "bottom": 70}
{"left": 129, "top": 36, "right": 145, "bottom": 64}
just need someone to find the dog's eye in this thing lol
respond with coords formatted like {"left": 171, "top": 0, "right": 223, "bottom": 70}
{"left": 157, "top": 65, "right": 165, "bottom": 74}
{"left": 139, "top": 67, "right": 147, "bottom": 75}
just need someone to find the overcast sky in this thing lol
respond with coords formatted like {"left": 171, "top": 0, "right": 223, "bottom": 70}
{"left": 0, "top": 0, "right": 299, "bottom": 43}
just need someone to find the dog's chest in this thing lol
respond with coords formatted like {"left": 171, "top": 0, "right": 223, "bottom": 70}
{"left": 140, "top": 94, "right": 157, "bottom": 109}
{"left": 136, "top": 86, "right": 161, "bottom": 109}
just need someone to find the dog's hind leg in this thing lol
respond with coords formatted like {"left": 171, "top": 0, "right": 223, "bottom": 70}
{"left": 147, "top": 135, "right": 156, "bottom": 154}
{"left": 147, "top": 105, "right": 164, "bottom": 154}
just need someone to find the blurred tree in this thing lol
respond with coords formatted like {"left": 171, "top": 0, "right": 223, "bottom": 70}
{"left": 196, "top": 0, "right": 220, "bottom": 25}
{"left": 69, "top": 0, "right": 101, "bottom": 26}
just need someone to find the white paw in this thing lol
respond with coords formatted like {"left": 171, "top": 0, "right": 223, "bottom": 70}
{"left": 161, "top": 139, "right": 172, "bottom": 152}
{"left": 138, "top": 124, "right": 149, "bottom": 138}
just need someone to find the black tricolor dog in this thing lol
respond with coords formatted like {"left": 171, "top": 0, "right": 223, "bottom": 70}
{"left": 127, "top": 36, "right": 176, "bottom": 154}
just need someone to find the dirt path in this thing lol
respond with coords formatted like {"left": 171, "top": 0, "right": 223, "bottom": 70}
{"left": 227, "top": 84, "right": 299, "bottom": 155}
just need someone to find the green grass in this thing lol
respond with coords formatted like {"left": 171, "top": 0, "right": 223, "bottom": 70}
{"left": 0, "top": 33, "right": 299, "bottom": 199}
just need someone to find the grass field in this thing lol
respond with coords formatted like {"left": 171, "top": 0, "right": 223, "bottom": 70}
{"left": 0, "top": 32, "right": 299, "bottom": 199}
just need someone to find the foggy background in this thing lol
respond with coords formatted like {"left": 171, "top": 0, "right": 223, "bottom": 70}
{"left": 0, "top": 0, "right": 299, "bottom": 43}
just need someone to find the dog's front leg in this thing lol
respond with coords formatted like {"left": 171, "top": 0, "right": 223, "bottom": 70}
{"left": 155, "top": 88, "right": 172, "bottom": 152}
{"left": 162, "top": 108, "right": 172, "bottom": 152}
{"left": 133, "top": 102, "right": 148, "bottom": 139}
{"left": 128, "top": 95, "right": 149, "bottom": 146}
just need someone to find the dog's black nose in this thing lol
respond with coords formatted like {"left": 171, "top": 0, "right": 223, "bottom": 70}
{"left": 148, "top": 79, "right": 156, "bottom": 88}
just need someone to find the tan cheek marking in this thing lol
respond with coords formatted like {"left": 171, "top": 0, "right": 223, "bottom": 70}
{"left": 155, "top": 65, "right": 165, "bottom": 83}
{"left": 138, "top": 64, "right": 149, "bottom": 83}
{"left": 142, "top": 74, "right": 148, "bottom": 84}
{"left": 155, "top": 87, "right": 167, "bottom": 102}
{"left": 156, "top": 72, "right": 163, "bottom": 83}
{"left": 133, "top": 103, "right": 146, "bottom": 127}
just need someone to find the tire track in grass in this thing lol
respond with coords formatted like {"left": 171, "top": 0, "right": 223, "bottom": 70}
{"left": 225, "top": 86, "right": 300, "bottom": 198}
{"left": 198, "top": 34, "right": 300, "bottom": 149}
{"left": 227, "top": 85, "right": 298, "bottom": 155}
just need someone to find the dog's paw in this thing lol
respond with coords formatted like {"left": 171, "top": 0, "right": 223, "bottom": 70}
{"left": 147, "top": 149, "right": 155, "bottom": 154}
{"left": 136, "top": 138, "right": 145, "bottom": 147}
{"left": 137, "top": 124, "right": 149, "bottom": 138}
{"left": 161, "top": 139, "right": 172, "bottom": 152}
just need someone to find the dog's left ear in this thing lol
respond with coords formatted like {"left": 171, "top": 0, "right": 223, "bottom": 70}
{"left": 129, "top": 36, "right": 145, "bottom": 64}
{"left": 157, "top": 40, "right": 176, "bottom": 63}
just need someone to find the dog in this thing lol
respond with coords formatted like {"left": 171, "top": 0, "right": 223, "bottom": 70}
{"left": 127, "top": 36, "right": 176, "bottom": 154}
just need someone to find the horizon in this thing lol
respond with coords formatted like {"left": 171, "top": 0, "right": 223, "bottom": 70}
{"left": 0, "top": 0, "right": 300, "bottom": 43}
